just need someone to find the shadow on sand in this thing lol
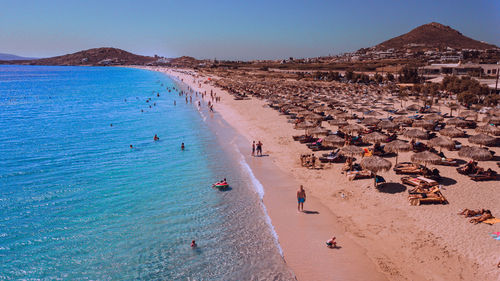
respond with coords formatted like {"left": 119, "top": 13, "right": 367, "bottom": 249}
{"left": 439, "top": 177, "right": 457, "bottom": 186}
{"left": 302, "top": 210, "right": 320, "bottom": 214}
{"left": 377, "top": 183, "right": 406, "bottom": 194}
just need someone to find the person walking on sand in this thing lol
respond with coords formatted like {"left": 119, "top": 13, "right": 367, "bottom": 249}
{"left": 297, "top": 185, "right": 306, "bottom": 212}
{"left": 252, "top": 141, "right": 255, "bottom": 156}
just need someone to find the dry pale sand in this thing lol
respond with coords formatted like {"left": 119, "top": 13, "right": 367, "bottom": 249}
{"left": 142, "top": 66, "right": 500, "bottom": 281}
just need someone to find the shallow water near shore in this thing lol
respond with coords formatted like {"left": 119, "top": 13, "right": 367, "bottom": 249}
{"left": 0, "top": 65, "right": 294, "bottom": 280}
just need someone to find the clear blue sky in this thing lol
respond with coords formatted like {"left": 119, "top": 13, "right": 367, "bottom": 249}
{"left": 1, "top": 0, "right": 498, "bottom": 60}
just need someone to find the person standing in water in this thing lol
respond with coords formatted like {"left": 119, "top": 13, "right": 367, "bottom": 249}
{"left": 297, "top": 185, "right": 306, "bottom": 212}
{"left": 181, "top": 143, "right": 185, "bottom": 150}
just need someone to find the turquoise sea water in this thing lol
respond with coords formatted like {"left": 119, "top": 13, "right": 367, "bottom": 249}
{"left": 0, "top": 66, "right": 293, "bottom": 280}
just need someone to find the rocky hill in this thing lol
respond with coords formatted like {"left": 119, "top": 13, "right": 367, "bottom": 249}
{"left": 374, "top": 22, "right": 498, "bottom": 51}
{"left": 7, "top": 47, "right": 156, "bottom": 66}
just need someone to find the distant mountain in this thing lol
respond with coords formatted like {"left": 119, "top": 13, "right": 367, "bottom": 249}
{"left": 0, "top": 53, "right": 37, "bottom": 60}
{"left": 373, "top": 22, "right": 498, "bottom": 51}
{"left": 17, "top": 47, "right": 156, "bottom": 66}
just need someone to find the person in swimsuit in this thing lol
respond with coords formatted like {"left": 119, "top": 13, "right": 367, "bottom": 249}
{"left": 154, "top": 134, "right": 159, "bottom": 141}
{"left": 297, "top": 185, "right": 306, "bottom": 212}
{"left": 252, "top": 141, "right": 255, "bottom": 156}
{"left": 181, "top": 143, "right": 185, "bottom": 150}
{"left": 326, "top": 236, "right": 337, "bottom": 248}
{"left": 191, "top": 240, "right": 197, "bottom": 248}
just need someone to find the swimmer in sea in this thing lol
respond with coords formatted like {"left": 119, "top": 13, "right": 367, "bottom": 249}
{"left": 154, "top": 134, "right": 159, "bottom": 141}
{"left": 191, "top": 240, "right": 197, "bottom": 248}
{"left": 130, "top": 145, "right": 133, "bottom": 149}
{"left": 181, "top": 142, "right": 185, "bottom": 150}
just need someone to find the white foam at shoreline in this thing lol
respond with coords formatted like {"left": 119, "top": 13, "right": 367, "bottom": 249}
{"left": 154, "top": 68, "right": 285, "bottom": 258}
{"left": 238, "top": 152, "right": 284, "bottom": 257}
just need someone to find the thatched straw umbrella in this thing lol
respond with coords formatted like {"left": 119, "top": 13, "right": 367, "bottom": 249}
{"left": 459, "top": 110, "right": 478, "bottom": 121}
{"left": 412, "top": 120, "right": 435, "bottom": 130}
{"left": 446, "top": 118, "right": 467, "bottom": 127}
{"left": 411, "top": 151, "right": 441, "bottom": 167}
{"left": 407, "top": 104, "right": 420, "bottom": 111}
{"left": 322, "top": 135, "right": 345, "bottom": 147}
{"left": 340, "top": 145, "right": 364, "bottom": 157}
{"left": 360, "top": 156, "right": 392, "bottom": 187}
{"left": 307, "top": 127, "right": 329, "bottom": 137}
{"left": 423, "top": 113, "right": 444, "bottom": 121}
{"left": 393, "top": 116, "right": 412, "bottom": 125}
{"left": 364, "top": 110, "right": 382, "bottom": 117}
{"left": 295, "top": 121, "right": 316, "bottom": 130}
{"left": 468, "top": 133, "right": 496, "bottom": 147}
{"left": 378, "top": 120, "right": 399, "bottom": 131}
{"left": 364, "top": 132, "right": 388, "bottom": 144}
{"left": 439, "top": 127, "right": 465, "bottom": 138}
{"left": 385, "top": 140, "right": 411, "bottom": 164}
{"left": 475, "top": 124, "right": 500, "bottom": 136}
{"left": 328, "top": 119, "right": 348, "bottom": 127}
{"left": 482, "top": 116, "right": 500, "bottom": 125}
{"left": 458, "top": 146, "right": 492, "bottom": 161}
{"left": 342, "top": 124, "right": 364, "bottom": 135}
{"left": 394, "top": 109, "right": 409, "bottom": 115}
{"left": 403, "top": 129, "right": 428, "bottom": 140}
{"left": 361, "top": 117, "right": 381, "bottom": 126}
{"left": 428, "top": 136, "right": 455, "bottom": 152}
{"left": 336, "top": 112, "right": 354, "bottom": 120}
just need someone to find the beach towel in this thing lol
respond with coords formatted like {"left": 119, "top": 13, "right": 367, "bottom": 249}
{"left": 490, "top": 232, "right": 500, "bottom": 241}
{"left": 482, "top": 218, "right": 500, "bottom": 225}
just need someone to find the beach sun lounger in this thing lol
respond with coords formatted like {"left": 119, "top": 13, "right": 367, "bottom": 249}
{"left": 436, "top": 158, "right": 460, "bottom": 166}
{"left": 408, "top": 186, "right": 447, "bottom": 206}
{"left": 401, "top": 176, "right": 438, "bottom": 189}
{"left": 346, "top": 170, "right": 373, "bottom": 181}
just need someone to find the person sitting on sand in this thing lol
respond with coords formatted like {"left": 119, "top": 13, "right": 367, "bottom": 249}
{"left": 342, "top": 158, "right": 353, "bottom": 172}
{"left": 326, "top": 236, "right": 337, "bottom": 248}
{"left": 191, "top": 240, "right": 197, "bottom": 248}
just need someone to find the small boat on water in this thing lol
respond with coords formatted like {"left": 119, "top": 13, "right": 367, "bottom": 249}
{"left": 212, "top": 181, "right": 229, "bottom": 190}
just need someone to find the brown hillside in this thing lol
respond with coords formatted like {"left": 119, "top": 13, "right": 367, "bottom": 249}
{"left": 375, "top": 22, "right": 498, "bottom": 51}
{"left": 26, "top": 47, "right": 156, "bottom": 66}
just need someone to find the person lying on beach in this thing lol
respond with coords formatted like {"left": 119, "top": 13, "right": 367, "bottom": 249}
{"left": 458, "top": 208, "right": 484, "bottom": 217}
{"left": 326, "top": 236, "right": 337, "bottom": 248}
{"left": 469, "top": 210, "right": 493, "bottom": 224}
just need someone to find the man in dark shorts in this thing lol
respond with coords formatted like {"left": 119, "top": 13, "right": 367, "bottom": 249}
{"left": 252, "top": 141, "right": 255, "bottom": 156}
{"left": 297, "top": 185, "right": 306, "bottom": 212}
{"left": 256, "top": 141, "right": 263, "bottom": 156}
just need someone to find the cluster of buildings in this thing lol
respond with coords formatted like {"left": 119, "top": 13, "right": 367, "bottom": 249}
{"left": 335, "top": 46, "right": 499, "bottom": 64}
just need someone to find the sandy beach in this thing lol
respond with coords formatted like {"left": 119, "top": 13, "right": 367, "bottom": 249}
{"left": 141, "top": 66, "right": 500, "bottom": 281}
